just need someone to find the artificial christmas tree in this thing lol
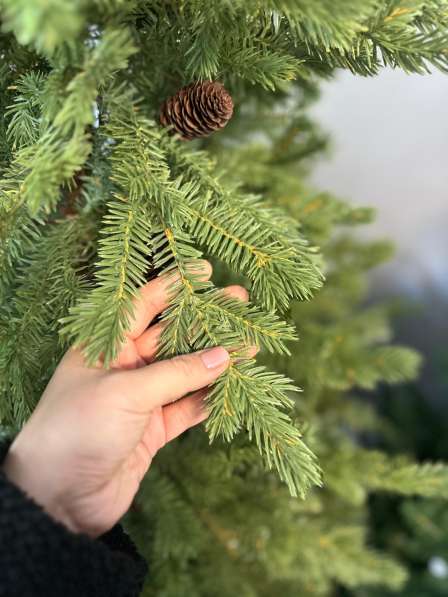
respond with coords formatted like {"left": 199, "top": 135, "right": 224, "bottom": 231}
{"left": 1, "top": 2, "right": 448, "bottom": 595}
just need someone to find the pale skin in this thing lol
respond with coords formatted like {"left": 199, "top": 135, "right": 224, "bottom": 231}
{"left": 3, "top": 260, "right": 250, "bottom": 538}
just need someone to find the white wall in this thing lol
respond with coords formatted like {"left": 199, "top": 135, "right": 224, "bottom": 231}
{"left": 310, "top": 69, "right": 448, "bottom": 298}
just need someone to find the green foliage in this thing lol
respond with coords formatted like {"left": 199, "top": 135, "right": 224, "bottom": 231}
{"left": 60, "top": 103, "right": 162, "bottom": 367}
{"left": 347, "top": 381, "right": 448, "bottom": 597}
{"left": 5, "top": 72, "right": 46, "bottom": 149}
{"left": 0, "top": 217, "right": 90, "bottom": 423}
{"left": 0, "top": 0, "right": 85, "bottom": 55}
{"left": 207, "top": 360, "right": 321, "bottom": 497}
{"left": 1, "top": 1, "right": 447, "bottom": 595}
{"left": 324, "top": 447, "right": 448, "bottom": 505}
{"left": 187, "top": 190, "right": 321, "bottom": 312}
{"left": 128, "top": 0, "right": 448, "bottom": 95}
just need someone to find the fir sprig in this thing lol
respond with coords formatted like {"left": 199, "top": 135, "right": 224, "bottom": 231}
{"left": 193, "top": 289, "right": 297, "bottom": 355}
{"left": 5, "top": 71, "right": 46, "bottom": 150}
{"left": 0, "top": 217, "right": 89, "bottom": 424}
{"left": 207, "top": 360, "right": 322, "bottom": 497}
{"left": 163, "top": 137, "right": 323, "bottom": 311}
{"left": 61, "top": 197, "right": 154, "bottom": 367}
{"left": 0, "top": 0, "right": 85, "bottom": 55}
{"left": 188, "top": 199, "right": 318, "bottom": 311}
{"left": 3, "top": 27, "right": 137, "bottom": 216}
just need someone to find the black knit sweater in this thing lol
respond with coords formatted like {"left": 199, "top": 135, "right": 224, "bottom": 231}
{"left": 0, "top": 439, "right": 147, "bottom": 597}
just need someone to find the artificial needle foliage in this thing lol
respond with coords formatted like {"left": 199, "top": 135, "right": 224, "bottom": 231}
{"left": 1, "top": 1, "right": 448, "bottom": 595}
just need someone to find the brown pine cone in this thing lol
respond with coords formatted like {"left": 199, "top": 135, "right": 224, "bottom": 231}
{"left": 159, "top": 81, "right": 233, "bottom": 140}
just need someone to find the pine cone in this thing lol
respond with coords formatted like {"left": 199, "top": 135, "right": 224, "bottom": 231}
{"left": 159, "top": 81, "right": 233, "bottom": 140}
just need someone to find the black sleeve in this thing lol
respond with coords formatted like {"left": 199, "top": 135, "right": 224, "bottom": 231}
{"left": 0, "top": 440, "right": 148, "bottom": 597}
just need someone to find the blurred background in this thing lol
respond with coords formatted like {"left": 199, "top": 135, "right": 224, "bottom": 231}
{"left": 311, "top": 69, "right": 448, "bottom": 597}
{"left": 310, "top": 68, "right": 448, "bottom": 405}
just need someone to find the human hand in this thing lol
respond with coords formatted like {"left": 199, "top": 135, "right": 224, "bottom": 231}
{"left": 3, "top": 261, "right": 249, "bottom": 538}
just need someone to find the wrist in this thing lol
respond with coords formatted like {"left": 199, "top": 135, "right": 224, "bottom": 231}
{"left": 2, "top": 444, "right": 81, "bottom": 535}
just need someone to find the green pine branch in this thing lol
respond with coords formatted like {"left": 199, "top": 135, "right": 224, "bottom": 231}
{"left": 5, "top": 71, "right": 46, "bottom": 150}
{"left": 62, "top": 98, "right": 203, "bottom": 366}
{"left": 187, "top": 196, "right": 321, "bottom": 312}
{"left": 370, "top": 457, "right": 448, "bottom": 498}
{"left": 296, "top": 522, "right": 407, "bottom": 591}
{"left": 206, "top": 360, "right": 321, "bottom": 498}
{"left": 0, "top": 199, "right": 40, "bottom": 299}
{"left": 193, "top": 289, "right": 297, "bottom": 355}
{"left": 0, "top": 0, "right": 85, "bottom": 55}
{"left": 0, "top": 217, "right": 89, "bottom": 425}
{"left": 150, "top": 225, "right": 209, "bottom": 357}
{"left": 324, "top": 447, "right": 448, "bottom": 502}
{"left": 4, "top": 27, "right": 137, "bottom": 215}
{"left": 61, "top": 197, "right": 153, "bottom": 367}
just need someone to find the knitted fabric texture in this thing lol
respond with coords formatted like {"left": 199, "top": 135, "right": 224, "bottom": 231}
{"left": 0, "top": 441, "right": 147, "bottom": 597}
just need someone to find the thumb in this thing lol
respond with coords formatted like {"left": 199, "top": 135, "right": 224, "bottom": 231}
{"left": 123, "top": 346, "right": 230, "bottom": 409}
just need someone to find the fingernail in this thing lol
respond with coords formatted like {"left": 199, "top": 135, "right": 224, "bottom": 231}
{"left": 201, "top": 347, "right": 229, "bottom": 369}
{"left": 187, "top": 259, "right": 212, "bottom": 277}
